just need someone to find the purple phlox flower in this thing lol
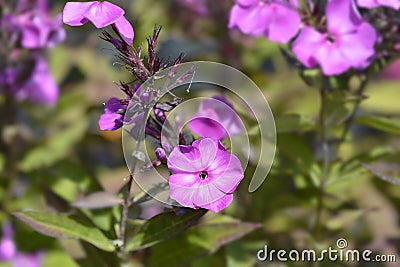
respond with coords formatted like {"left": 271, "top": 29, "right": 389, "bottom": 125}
{"left": 0, "top": 222, "right": 44, "bottom": 266}
{"left": 292, "top": 0, "right": 377, "bottom": 75}
{"left": 357, "top": 0, "right": 400, "bottom": 9}
{"left": 16, "top": 0, "right": 49, "bottom": 13}
{"left": 167, "top": 138, "right": 244, "bottom": 213}
{"left": 63, "top": 1, "right": 134, "bottom": 45}
{"left": 15, "top": 11, "right": 66, "bottom": 49}
{"left": 99, "top": 97, "right": 128, "bottom": 131}
{"left": 0, "top": 223, "right": 16, "bottom": 261}
{"left": 177, "top": 0, "right": 208, "bottom": 15}
{"left": 228, "top": 0, "right": 301, "bottom": 43}
{"left": 380, "top": 59, "right": 400, "bottom": 79}
{"left": 13, "top": 57, "right": 59, "bottom": 106}
{"left": 188, "top": 96, "right": 243, "bottom": 140}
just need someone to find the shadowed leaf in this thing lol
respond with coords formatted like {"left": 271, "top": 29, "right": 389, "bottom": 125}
{"left": 72, "top": 192, "right": 123, "bottom": 209}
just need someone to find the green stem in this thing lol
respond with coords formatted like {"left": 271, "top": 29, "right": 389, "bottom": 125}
{"left": 119, "top": 108, "right": 149, "bottom": 253}
{"left": 313, "top": 81, "right": 329, "bottom": 238}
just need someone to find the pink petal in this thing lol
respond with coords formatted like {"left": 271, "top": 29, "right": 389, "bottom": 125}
{"left": 338, "top": 23, "right": 376, "bottom": 68}
{"left": 326, "top": 0, "right": 362, "bottom": 35}
{"left": 236, "top": 0, "right": 258, "bottom": 7}
{"left": 193, "top": 138, "right": 219, "bottom": 169}
{"left": 265, "top": 2, "right": 301, "bottom": 43}
{"left": 113, "top": 16, "right": 134, "bottom": 45}
{"left": 169, "top": 173, "right": 200, "bottom": 188}
{"left": 229, "top": 4, "right": 271, "bottom": 36}
{"left": 315, "top": 43, "right": 350, "bottom": 75}
{"left": 210, "top": 155, "right": 244, "bottom": 194}
{"left": 169, "top": 185, "right": 198, "bottom": 209}
{"left": 378, "top": 0, "right": 400, "bottom": 9}
{"left": 357, "top": 0, "right": 379, "bottom": 7}
{"left": 196, "top": 190, "right": 233, "bottom": 213}
{"left": 85, "top": 1, "right": 124, "bottom": 28}
{"left": 188, "top": 117, "right": 227, "bottom": 140}
{"left": 292, "top": 26, "right": 324, "bottom": 68}
{"left": 167, "top": 145, "right": 202, "bottom": 173}
{"left": 63, "top": 1, "right": 95, "bottom": 26}
{"left": 192, "top": 183, "right": 226, "bottom": 208}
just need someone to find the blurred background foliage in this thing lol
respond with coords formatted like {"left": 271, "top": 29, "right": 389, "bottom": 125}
{"left": 1, "top": 0, "right": 400, "bottom": 266}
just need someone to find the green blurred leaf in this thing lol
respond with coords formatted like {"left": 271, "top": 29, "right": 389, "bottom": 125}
{"left": 355, "top": 115, "right": 400, "bottom": 134}
{"left": 275, "top": 114, "right": 315, "bottom": 133}
{"left": 13, "top": 211, "right": 115, "bottom": 252}
{"left": 125, "top": 209, "right": 207, "bottom": 251}
{"left": 19, "top": 118, "right": 89, "bottom": 172}
{"left": 147, "top": 215, "right": 260, "bottom": 267}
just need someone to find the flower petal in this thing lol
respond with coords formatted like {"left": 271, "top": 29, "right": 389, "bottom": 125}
{"left": 292, "top": 26, "right": 324, "bottom": 68}
{"left": 265, "top": 2, "right": 300, "bottom": 43}
{"left": 326, "top": 0, "right": 362, "bottom": 34}
{"left": 338, "top": 23, "right": 377, "bottom": 68}
{"left": 201, "top": 193, "right": 233, "bottom": 213}
{"left": 169, "top": 173, "right": 200, "bottom": 188}
{"left": 167, "top": 145, "right": 202, "bottom": 173}
{"left": 315, "top": 42, "right": 350, "bottom": 75}
{"left": 85, "top": 1, "right": 124, "bottom": 28}
{"left": 210, "top": 154, "right": 244, "bottom": 194}
{"left": 99, "top": 113, "right": 123, "bottom": 130}
{"left": 192, "top": 138, "right": 219, "bottom": 169}
{"left": 169, "top": 185, "right": 198, "bottom": 209}
{"left": 229, "top": 4, "right": 271, "bottom": 36}
{"left": 63, "top": 1, "right": 95, "bottom": 26}
{"left": 113, "top": 16, "right": 134, "bottom": 45}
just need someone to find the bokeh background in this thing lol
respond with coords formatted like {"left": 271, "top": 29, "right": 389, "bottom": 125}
{"left": 1, "top": 0, "right": 400, "bottom": 266}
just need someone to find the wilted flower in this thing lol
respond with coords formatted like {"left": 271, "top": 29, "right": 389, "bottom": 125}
{"left": 357, "top": 0, "right": 400, "bottom": 9}
{"left": 292, "top": 0, "right": 377, "bottom": 75}
{"left": 188, "top": 96, "right": 243, "bottom": 140}
{"left": 63, "top": 1, "right": 134, "bottom": 45}
{"left": 228, "top": 0, "right": 301, "bottom": 43}
{"left": 168, "top": 138, "right": 244, "bottom": 213}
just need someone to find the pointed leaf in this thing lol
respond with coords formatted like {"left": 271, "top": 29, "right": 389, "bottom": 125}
{"left": 363, "top": 162, "right": 400, "bottom": 185}
{"left": 125, "top": 208, "right": 207, "bottom": 251}
{"left": 72, "top": 192, "right": 123, "bottom": 209}
{"left": 147, "top": 215, "right": 261, "bottom": 267}
{"left": 13, "top": 211, "right": 115, "bottom": 252}
{"left": 355, "top": 115, "right": 400, "bottom": 134}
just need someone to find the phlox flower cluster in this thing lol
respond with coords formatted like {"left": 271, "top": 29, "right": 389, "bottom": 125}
{"left": 0, "top": 0, "right": 65, "bottom": 106}
{"left": 229, "top": 0, "right": 399, "bottom": 75}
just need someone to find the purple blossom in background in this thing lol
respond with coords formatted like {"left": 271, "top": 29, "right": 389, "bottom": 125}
{"left": 0, "top": 223, "right": 43, "bottom": 267}
{"left": 228, "top": 0, "right": 301, "bottom": 43}
{"left": 188, "top": 96, "right": 243, "bottom": 140}
{"left": 63, "top": 1, "right": 134, "bottom": 45}
{"left": 168, "top": 138, "right": 244, "bottom": 213}
{"left": 99, "top": 97, "right": 128, "bottom": 131}
{"left": 13, "top": 57, "right": 59, "bottom": 106}
{"left": 16, "top": 12, "right": 65, "bottom": 49}
{"left": 177, "top": 0, "right": 208, "bottom": 15}
{"left": 292, "top": 0, "right": 377, "bottom": 75}
{"left": 0, "top": 223, "right": 16, "bottom": 261}
{"left": 357, "top": 0, "right": 400, "bottom": 9}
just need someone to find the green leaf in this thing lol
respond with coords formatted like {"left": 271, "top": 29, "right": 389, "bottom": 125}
{"left": 147, "top": 215, "right": 261, "bottom": 267}
{"left": 19, "top": 118, "right": 89, "bottom": 172}
{"left": 275, "top": 114, "right": 315, "bottom": 133}
{"left": 355, "top": 115, "right": 400, "bottom": 134}
{"left": 125, "top": 208, "right": 207, "bottom": 251}
{"left": 13, "top": 211, "right": 115, "bottom": 252}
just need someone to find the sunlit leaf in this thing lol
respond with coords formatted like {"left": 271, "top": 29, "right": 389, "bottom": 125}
{"left": 147, "top": 215, "right": 261, "bottom": 267}
{"left": 13, "top": 211, "right": 115, "bottom": 252}
{"left": 72, "top": 192, "right": 123, "bottom": 209}
{"left": 125, "top": 208, "right": 207, "bottom": 251}
{"left": 363, "top": 162, "right": 400, "bottom": 185}
{"left": 355, "top": 115, "right": 400, "bottom": 134}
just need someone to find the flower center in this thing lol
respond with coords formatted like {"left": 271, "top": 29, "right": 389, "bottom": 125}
{"left": 199, "top": 171, "right": 208, "bottom": 180}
